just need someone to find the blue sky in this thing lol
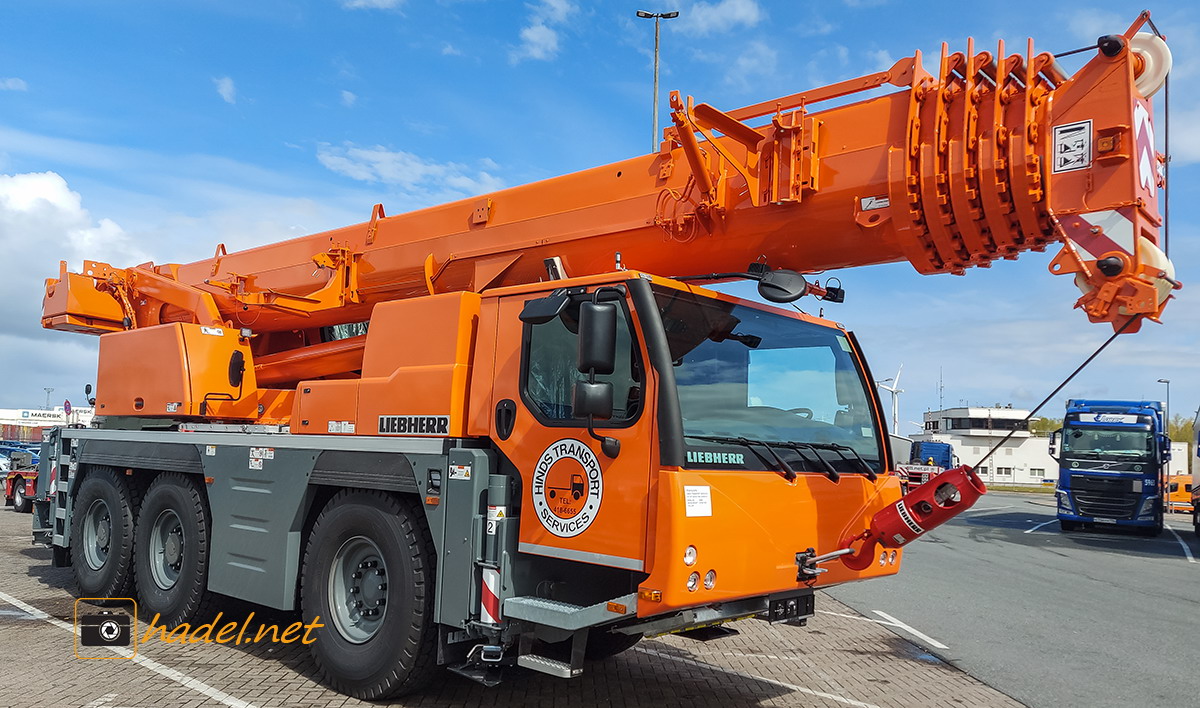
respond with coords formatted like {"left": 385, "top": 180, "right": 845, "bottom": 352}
{"left": 1, "top": 0, "right": 1197, "bottom": 435}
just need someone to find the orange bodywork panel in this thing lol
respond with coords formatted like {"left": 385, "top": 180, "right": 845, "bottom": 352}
{"left": 291, "top": 292, "right": 480, "bottom": 437}
{"left": 638, "top": 470, "right": 903, "bottom": 615}
{"left": 95, "top": 323, "right": 262, "bottom": 418}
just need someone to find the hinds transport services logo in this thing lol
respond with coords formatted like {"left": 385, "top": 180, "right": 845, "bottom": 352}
{"left": 531, "top": 439, "right": 603, "bottom": 538}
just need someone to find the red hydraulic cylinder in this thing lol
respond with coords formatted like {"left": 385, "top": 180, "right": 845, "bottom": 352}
{"left": 840, "top": 467, "right": 988, "bottom": 570}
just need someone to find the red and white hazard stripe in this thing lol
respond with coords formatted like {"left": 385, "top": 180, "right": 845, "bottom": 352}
{"left": 480, "top": 567, "right": 501, "bottom": 624}
{"left": 1059, "top": 208, "right": 1137, "bottom": 261}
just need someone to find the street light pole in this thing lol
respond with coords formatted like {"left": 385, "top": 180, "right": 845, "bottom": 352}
{"left": 1158, "top": 378, "right": 1171, "bottom": 509}
{"left": 43, "top": 387, "right": 54, "bottom": 411}
{"left": 636, "top": 10, "right": 679, "bottom": 152}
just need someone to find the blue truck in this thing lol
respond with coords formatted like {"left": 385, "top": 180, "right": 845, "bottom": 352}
{"left": 1050, "top": 400, "right": 1168, "bottom": 536}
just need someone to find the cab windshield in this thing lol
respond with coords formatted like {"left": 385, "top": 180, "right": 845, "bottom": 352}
{"left": 653, "top": 286, "right": 884, "bottom": 476}
{"left": 1062, "top": 426, "right": 1155, "bottom": 460}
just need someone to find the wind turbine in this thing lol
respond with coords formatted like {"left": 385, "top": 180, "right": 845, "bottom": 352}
{"left": 876, "top": 365, "right": 904, "bottom": 435}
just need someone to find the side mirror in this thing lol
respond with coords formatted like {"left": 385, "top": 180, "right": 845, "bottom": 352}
{"left": 576, "top": 295, "right": 620, "bottom": 459}
{"left": 577, "top": 302, "right": 617, "bottom": 374}
{"left": 1048, "top": 429, "right": 1061, "bottom": 460}
{"left": 757, "top": 269, "right": 809, "bottom": 303}
{"left": 574, "top": 381, "right": 613, "bottom": 420}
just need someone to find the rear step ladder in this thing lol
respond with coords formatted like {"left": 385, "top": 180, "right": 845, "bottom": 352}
{"left": 504, "top": 593, "right": 637, "bottom": 678}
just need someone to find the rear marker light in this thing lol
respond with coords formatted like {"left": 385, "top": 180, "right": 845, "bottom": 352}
{"left": 703, "top": 570, "right": 716, "bottom": 590}
{"left": 687, "top": 572, "right": 700, "bottom": 592}
{"left": 878, "top": 551, "right": 887, "bottom": 567}
{"left": 683, "top": 545, "right": 697, "bottom": 566}
{"left": 889, "top": 551, "right": 897, "bottom": 565}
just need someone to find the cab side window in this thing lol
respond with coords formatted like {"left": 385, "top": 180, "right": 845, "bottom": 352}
{"left": 522, "top": 301, "right": 642, "bottom": 426}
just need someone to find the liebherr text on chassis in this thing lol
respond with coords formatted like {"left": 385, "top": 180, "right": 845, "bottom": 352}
{"left": 32, "top": 15, "right": 1174, "bottom": 699}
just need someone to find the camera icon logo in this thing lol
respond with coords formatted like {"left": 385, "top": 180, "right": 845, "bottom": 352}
{"left": 81, "top": 611, "right": 131, "bottom": 646}
{"left": 75, "top": 598, "right": 138, "bottom": 659}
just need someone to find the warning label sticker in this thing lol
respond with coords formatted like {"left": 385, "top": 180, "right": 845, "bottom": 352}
{"left": 1052, "top": 120, "right": 1092, "bottom": 173}
{"left": 684, "top": 485, "right": 713, "bottom": 517}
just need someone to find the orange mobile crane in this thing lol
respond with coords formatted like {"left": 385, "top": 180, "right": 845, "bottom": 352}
{"left": 33, "top": 15, "right": 1174, "bottom": 698}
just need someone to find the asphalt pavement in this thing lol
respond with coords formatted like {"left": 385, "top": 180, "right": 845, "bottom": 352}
{"left": 829, "top": 491, "right": 1200, "bottom": 708}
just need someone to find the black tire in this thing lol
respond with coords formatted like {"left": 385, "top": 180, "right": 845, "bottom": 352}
{"left": 12, "top": 477, "right": 30, "bottom": 513}
{"left": 70, "top": 467, "right": 137, "bottom": 601}
{"left": 1059, "top": 520, "right": 1079, "bottom": 532}
{"left": 134, "top": 473, "right": 214, "bottom": 629}
{"left": 301, "top": 490, "right": 437, "bottom": 699}
{"left": 585, "top": 630, "right": 642, "bottom": 660}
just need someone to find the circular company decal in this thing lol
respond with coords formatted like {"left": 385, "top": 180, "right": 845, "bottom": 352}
{"left": 532, "top": 439, "right": 604, "bottom": 538}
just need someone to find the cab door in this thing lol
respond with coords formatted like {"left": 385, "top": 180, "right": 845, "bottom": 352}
{"left": 490, "top": 286, "right": 653, "bottom": 572}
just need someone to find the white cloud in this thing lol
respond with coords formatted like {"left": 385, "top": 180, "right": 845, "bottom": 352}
{"left": 0, "top": 171, "right": 148, "bottom": 352}
{"left": 513, "top": 23, "right": 560, "bottom": 62}
{"left": 316, "top": 143, "right": 505, "bottom": 201}
{"left": 340, "top": 90, "right": 357, "bottom": 107}
{"left": 866, "top": 49, "right": 894, "bottom": 71}
{"left": 510, "top": 0, "right": 577, "bottom": 63}
{"left": 339, "top": 0, "right": 403, "bottom": 9}
{"left": 0, "top": 78, "right": 27, "bottom": 91}
{"left": 725, "top": 42, "right": 777, "bottom": 91}
{"left": 441, "top": 42, "right": 462, "bottom": 56}
{"left": 213, "top": 76, "right": 236, "bottom": 104}
{"left": 674, "top": 0, "right": 763, "bottom": 37}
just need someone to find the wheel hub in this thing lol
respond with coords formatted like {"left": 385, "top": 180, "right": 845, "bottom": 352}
{"left": 329, "top": 536, "right": 390, "bottom": 644}
{"left": 164, "top": 531, "right": 182, "bottom": 566}
{"left": 149, "top": 509, "right": 184, "bottom": 590}
{"left": 82, "top": 499, "right": 112, "bottom": 571}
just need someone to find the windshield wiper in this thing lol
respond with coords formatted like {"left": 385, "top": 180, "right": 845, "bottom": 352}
{"left": 786, "top": 441, "right": 878, "bottom": 481}
{"left": 684, "top": 434, "right": 798, "bottom": 481}
{"left": 771, "top": 441, "right": 840, "bottom": 482}
{"left": 685, "top": 434, "right": 850, "bottom": 483}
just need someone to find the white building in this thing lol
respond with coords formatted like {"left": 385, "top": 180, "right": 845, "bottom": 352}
{"left": 0, "top": 406, "right": 95, "bottom": 432}
{"left": 912, "top": 405, "right": 1188, "bottom": 486}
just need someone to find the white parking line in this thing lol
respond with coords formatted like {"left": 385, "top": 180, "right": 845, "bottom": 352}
{"left": 816, "top": 609, "right": 949, "bottom": 650}
{"left": 0, "top": 590, "right": 257, "bottom": 708}
{"left": 965, "top": 505, "right": 1014, "bottom": 512}
{"left": 634, "top": 646, "right": 880, "bottom": 708}
{"left": 870, "top": 610, "right": 950, "bottom": 650}
{"left": 1024, "top": 520, "right": 1056, "bottom": 534}
{"left": 1165, "top": 526, "right": 1197, "bottom": 563}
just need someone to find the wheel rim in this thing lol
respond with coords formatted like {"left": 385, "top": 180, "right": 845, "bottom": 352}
{"left": 81, "top": 498, "right": 112, "bottom": 571}
{"left": 328, "top": 535, "right": 389, "bottom": 644}
{"left": 149, "top": 508, "right": 185, "bottom": 590}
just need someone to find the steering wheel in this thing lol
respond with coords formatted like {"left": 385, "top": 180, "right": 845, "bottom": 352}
{"left": 787, "top": 407, "right": 814, "bottom": 419}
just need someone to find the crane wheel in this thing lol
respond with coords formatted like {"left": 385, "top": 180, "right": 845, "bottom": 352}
{"left": 134, "top": 473, "right": 216, "bottom": 629}
{"left": 302, "top": 490, "right": 437, "bottom": 700}
{"left": 70, "top": 467, "right": 137, "bottom": 602}
{"left": 12, "top": 478, "right": 30, "bottom": 513}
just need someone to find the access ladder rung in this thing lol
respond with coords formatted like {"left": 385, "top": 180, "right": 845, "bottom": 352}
{"left": 517, "top": 654, "right": 582, "bottom": 678}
